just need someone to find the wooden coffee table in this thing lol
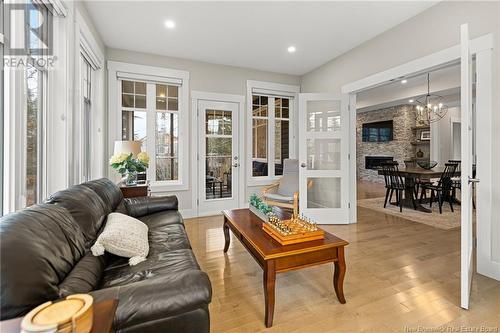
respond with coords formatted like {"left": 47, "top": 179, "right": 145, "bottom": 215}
{"left": 222, "top": 209, "right": 348, "bottom": 328}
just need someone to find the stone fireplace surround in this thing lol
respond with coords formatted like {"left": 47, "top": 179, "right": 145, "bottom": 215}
{"left": 357, "top": 105, "right": 416, "bottom": 183}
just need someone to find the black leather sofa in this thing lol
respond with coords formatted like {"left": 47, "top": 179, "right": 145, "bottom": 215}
{"left": 0, "top": 178, "right": 212, "bottom": 333}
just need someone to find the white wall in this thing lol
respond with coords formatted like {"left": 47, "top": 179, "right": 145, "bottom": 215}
{"left": 106, "top": 48, "right": 300, "bottom": 215}
{"left": 301, "top": 1, "right": 500, "bottom": 262}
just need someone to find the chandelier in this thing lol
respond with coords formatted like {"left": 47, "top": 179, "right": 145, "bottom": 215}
{"left": 414, "top": 73, "right": 448, "bottom": 124}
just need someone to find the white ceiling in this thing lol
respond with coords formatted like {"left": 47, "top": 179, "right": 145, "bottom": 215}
{"left": 357, "top": 63, "right": 461, "bottom": 112}
{"left": 83, "top": 1, "right": 438, "bottom": 75}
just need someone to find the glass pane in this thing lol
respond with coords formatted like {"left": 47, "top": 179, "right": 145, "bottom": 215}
{"left": 122, "top": 80, "right": 134, "bottom": 93}
{"left": 26, "top": 64, "right": 39, "bottom": 206}
{"left": 307, "top": 100, "right": 341, "bottom": 132}
{"left": 252, "top": 95, "right": 268, "bottom": 117}
{"left": 206, "top": 137, "right": 231, "bottom": 156}
{"left": 156, "top": 84, "right": 167, "bottom": 98}
{"left": 206, "top": 157, "right": 232, "bottom": 199}
{"left": 307, "top": 139, "right": 341, "bottom": 170}
{"left": 206, "top": 110, "right": 232, "bottom": 135}
{"left": 168, "top": 98, "right": 178, "bottom": 111}
{"left": 252, "top": 119, "right": 268, "bottom": 177}
{"left": 135, "top": 95, "right": 146, "bottom": 108}
{"left": 135, "top": 82, "right": 146, "bottom": 95}
{"left": 307, "top": 177, "right": 341, "bottom": 208}
{"left": 156, "top": 98, "right": 166, "bottom": 110}
{"left": 156, "top": 112, "right": 179, "bottom": 181}
{"left": 156, "top": 157, "right": 178, "bottom": 181}
{"left": 168, "top": 85, "right": 178, "bottom": 98}
{"left": 122, "top": 94, "right": 133, "bottom": 107}
{"left": 121, "top": 110, "right": 147, "bottom": 144}
{"left": 282, "top": 107, "right": 289, "bottom": 118}
{"left": 274, "top": 120, "right": 289, "bottom": 176}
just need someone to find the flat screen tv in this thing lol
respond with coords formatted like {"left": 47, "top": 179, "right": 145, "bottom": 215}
{"left": 362, "top": 120, "right": 393, "bottom": 142}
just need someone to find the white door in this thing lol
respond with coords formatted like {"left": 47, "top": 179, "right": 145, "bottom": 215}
{"left": 298, "top": 93, "right": 350, "bottom": 224}
{"left": 197, "top": 100, "right": 240, "bottom": 215}
{"left": 460, "top": 23, "right": 476, "bottom": 310}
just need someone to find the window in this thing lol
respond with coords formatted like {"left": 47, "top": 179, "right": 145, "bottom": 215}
{"left": 251, "top": 95, "right": 290, "bottom": 177}
{"left": 155, "top": 84, "right": 179, "bottom": 181}
{"left": 25, "top": 2, "right": 50, "bottom": 206}
{"left": 247, "top": 79, "right": 298, "bottom": 184}
{"left": 81, "top": 55, "right": 92, "bottom": 181}
{"left": 111, "top": 62, "right": 189, "bottom": 189}
{"left": 121, "top": 80, "right": 147, "bottom": 149}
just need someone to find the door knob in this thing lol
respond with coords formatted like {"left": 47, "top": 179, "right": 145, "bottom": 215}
{"left": 468, "top": 176, "right": 480, "bottom": 184}
{"left": 233, "top": 163, "right": 239, "bottom": 168}
{"left": 300, "top": 163, "right": 306, "bottom": 168}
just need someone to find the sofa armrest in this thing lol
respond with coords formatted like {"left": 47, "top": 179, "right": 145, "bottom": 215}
{"left": 90, "top": 270, "right": 212, "bottom": 332}
{"left": 124, "top": 195, "right": 178, "bottom": 218}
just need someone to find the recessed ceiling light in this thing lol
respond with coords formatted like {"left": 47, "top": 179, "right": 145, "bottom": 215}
{"left": 401, "top": 79, "right": 408, "bottom": 84}
{"left": 287, "top": 46, "right": 296, "bottom": 53}
{"left": 409, "top": 99, "right": 414, "bottom": 103}
{"left": 164, "top": 20, "right": 176, "bottom": 29}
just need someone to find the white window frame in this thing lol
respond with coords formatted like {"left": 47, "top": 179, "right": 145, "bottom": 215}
{"left": 74, "top": 9, "right": 104, "bottom": 184}
{"left": 246, "top": 80, "right": 299, "bottom": 186}
{"left": 107, "top": 61, "right": 190, "bottom": 192}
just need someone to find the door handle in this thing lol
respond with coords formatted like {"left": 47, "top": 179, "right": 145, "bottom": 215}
{"left": 233, "top": 163, "right": 239, "bottom": 168}
{"left": 300, "top": 163, "right": 306, "bottom": 168}
{"left": 468, "top": 176, "right": 480, "bottom": 184}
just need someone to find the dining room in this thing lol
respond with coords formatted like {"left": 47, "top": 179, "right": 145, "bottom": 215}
{"left": 353, "top": 63, "right": 469, "bottom": 230}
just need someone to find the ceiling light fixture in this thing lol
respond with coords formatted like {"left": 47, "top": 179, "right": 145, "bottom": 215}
{"left": 287, "top": 46, "right": 296, "bottom": 53}
{"left": 414, "top": 73, "right": 448, "bottom": 124}
{"left": 164, "top": 20, "right": 176, "bottom": 29}
{"left": 401, "top": 79, "right": 408, "bottom": 84}
{"left": 409, "top": 99, "right": 414, "bottom": 103}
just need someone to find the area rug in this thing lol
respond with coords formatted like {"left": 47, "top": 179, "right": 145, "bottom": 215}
{"left": 357, "top": 197, "right": 461, "bottom": 230}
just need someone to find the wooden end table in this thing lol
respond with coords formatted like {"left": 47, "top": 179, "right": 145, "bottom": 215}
{"left": 119, "top": 183, "right": 149, "bottom": 198}
{"left": 222, "top": 209, "right": 348, "bottom": 328}
{"left": 0, "top": 299, "right": 118, "bottom": 333}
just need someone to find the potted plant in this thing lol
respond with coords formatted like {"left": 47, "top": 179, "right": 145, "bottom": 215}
{"left": 109, "top": 151, "right": 149, "bottom": 185}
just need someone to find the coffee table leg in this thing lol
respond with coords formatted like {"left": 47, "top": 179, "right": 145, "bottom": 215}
{"left": 223, "top": 217, "right": 230, "bottom": 253}
{"left": 333, "top": 246, "right": 346, "bottom": 304}
{"left": 263, "top": 260, "right": 276, "bottom": 328}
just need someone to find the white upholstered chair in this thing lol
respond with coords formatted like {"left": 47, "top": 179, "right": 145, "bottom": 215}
{"left": 262, "top": 159, "right": 300, "bottom": 217}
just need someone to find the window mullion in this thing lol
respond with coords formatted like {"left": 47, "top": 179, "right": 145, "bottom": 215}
{"left": 269, "top": 97, "right": 276, "bottom": 178}
{"left": 146, "top": 83, "right": 156, "bottom": 181}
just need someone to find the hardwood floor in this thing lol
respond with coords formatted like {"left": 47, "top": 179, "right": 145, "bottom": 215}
{"left": 184, "top": 181, "right": 500, "bottom": 332}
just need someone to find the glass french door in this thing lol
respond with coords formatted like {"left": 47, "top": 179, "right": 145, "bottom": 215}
{"left": 298, "top": 93, "right": 350, "bottom": 224}
{"left": 197, "top": 100, "right": 239, "bottom": 215}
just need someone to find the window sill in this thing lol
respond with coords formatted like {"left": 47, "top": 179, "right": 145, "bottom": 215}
{"left": 149, "top": 181, "right": 189, "bottom": 193}
{"left": 247, "top": 176, "right": 282, "bottom": 187}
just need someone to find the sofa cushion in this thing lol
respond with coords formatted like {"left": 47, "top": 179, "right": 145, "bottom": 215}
{"left": 81, "top": 178, "right": 123, "bottom": 211}
{"left": 99, "top": 223, "right": 194, "bottom": 288}
{"left": 138, "top": 210, "right": 185, "bottom": 229}
{"left": 0, "top": 204, "right": 86, "bottom": 319}
{"left": 58, "top": 251, "right": 106, "bottom": 298}
{"left": 46, "top": 184, "right": 109, "bottom": 247}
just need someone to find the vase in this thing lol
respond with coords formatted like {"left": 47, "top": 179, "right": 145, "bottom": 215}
{"left": 125, "top": 171, "right": 138, "bottom": 186}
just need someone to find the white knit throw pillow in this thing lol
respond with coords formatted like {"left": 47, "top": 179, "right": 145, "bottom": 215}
{"left": 91, "top": 213, "right": 149, "bottom": 266}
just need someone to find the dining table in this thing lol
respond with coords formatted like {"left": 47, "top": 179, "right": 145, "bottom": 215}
{"left": 377, "top": 166, "right": 460, "bottom": 213}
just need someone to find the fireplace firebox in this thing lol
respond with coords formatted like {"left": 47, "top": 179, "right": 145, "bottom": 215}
{"left": 365, "top": 156, "right": 394, "bottom": 169}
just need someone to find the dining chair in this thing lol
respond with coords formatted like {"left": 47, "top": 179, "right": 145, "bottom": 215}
{"left": 381, "top": 161, "right": 415, "bottom": 212}
{"left": 419, "top": 163, "right": 458, "bottom": 214}
{"left": 449, "top": 160, "right": 476, "bottom": 209}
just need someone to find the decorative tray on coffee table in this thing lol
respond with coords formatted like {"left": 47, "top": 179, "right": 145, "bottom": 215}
{"left": 262, "top": 214, "right": 325, "bottom": 245}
